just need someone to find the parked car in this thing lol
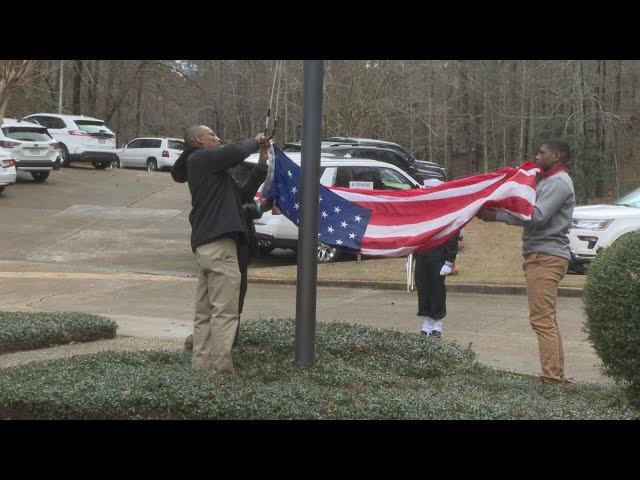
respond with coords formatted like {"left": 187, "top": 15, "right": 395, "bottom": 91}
{"left": 23, "top": 113, "right": 117, "bottom": 169}
{"left": 245, "top": 152, "right": 423, "bottom": 263}
{"left": 0, "top": 118, "right": 60, "bottom": 182}
{"left": 290, "top": 136, "right": 447, "bottom": 181}
{"left": 569, "top": 186, "right": 640, "bottom": 273}
{"left": 0, "top": 147, "right": 17, "bottom": 194}
{"left": 117, "top": 137, "right": 185, "bottom": 171}
{"left": 318, "top": 144, "right": 444, "bottom": 183}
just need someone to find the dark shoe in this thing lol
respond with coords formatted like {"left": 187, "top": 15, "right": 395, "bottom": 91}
{"left": 429, "top": 330, "right": 442, "bottom": 338}
{"left": 420, "top": 330, "right": 430, "bottom": 336}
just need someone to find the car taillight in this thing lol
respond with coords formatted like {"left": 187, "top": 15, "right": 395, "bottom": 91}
{"left": 1, "top": 158, "right": 16, "bottom": 168}
{"left": 272, "top": 205, "right": 282, "bottom": 215}
{"left": 162, "top": 150, "right": 170, "bottom": 158}
{"left": 50, "top": 142, "right": 61, "bottom": 149}
{"left": 68, "top": 130, "right": 90, "bottom": 136}
{"left": 0, "top": 140, "right": 19, "bottom": 149}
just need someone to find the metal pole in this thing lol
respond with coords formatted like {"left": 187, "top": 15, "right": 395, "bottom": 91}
{"left": 294, "top": 60, "right": 324, "bottom": 366}
{"left": 58, "top": 60, "right": 64, "bottom": 114}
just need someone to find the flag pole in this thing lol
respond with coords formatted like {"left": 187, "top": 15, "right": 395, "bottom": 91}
{"left": 294, "top": 60, "right": 324, "bottom": 366}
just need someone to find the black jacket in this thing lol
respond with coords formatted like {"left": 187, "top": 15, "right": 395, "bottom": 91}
{"left": 232, "top": 163, "right": 268, "bottom": 257}
{"left": 416, "top": 232, "right": 460, "bottom": 263}
{"left": 171, "top": 139, "right": 260, "bottom": 252}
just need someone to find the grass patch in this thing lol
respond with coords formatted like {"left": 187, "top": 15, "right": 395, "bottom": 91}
{"left": 249, "top": 219, "right": 587, "bottom": 288}
{"left": 0, "top": 319, "right": 634, "bottom": 420}
{"left": 0, "top": 311, "right": 117, "bottom": 354}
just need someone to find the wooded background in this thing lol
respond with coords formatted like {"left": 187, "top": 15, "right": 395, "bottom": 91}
{"left": 2, "top": 59, "right": 640, "bottom": 202}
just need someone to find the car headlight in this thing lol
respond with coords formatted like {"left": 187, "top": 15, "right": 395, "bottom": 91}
{"left": 571, "top": 219, "right": 613, "bottom": 230}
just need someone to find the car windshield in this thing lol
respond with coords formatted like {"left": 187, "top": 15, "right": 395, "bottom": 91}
{"left": 2, "top": 127, "right": 53, "bottom": 142}
{"left": 614, "top": 187, "right": 640, "bottom": 208}
{"left": 74, "top": 120, "right": 113, "bottom": 134}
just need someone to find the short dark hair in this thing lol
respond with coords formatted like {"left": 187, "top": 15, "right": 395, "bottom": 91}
{"left": 544, "top": 139, "right": 571, "bottom": 161}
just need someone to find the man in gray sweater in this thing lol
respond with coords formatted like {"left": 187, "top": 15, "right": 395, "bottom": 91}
{"left": 477, "top": 140, "right": 575, "bottom": 384}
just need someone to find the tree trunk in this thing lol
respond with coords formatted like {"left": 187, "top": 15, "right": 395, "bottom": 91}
{"left": 443, "top": 86, "right": 449, "bottom": 177}
{"left": 88, "top": 60, "right": 101, "bottom": 114}
{"left": 518, "top": 60, "right": 526, "bottom": 161}
{"left": 0, "top": 93, "right": 9, "bottom": 124}
{"left": 136, "top": 70, "right": 144, "bottom": 137}
{"left": 72, "top": 60, "right": 83, "bottom": 114}
{"left": 482, "top": 61, "right": 489, "bottom": 172}
{"left": 427, "top": 62, "right": 434, "bottom": 163}
{"left": 614, "top": 60, "right": 622, "bottom": 113}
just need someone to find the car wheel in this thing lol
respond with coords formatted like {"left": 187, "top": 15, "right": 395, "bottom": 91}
{"left": 146, "top": 158, "right": 158, "bottom": 172}
{"left": 92, "top": 161, "right": 108, "bottom": 170}
{"left": 109, "top": 157, "right": 121, "bottom": 169}
{"left": 59, "top": 144, "right": 71, "bottom": 167}
{"left": 317, "top": 242, "right": 340, "bottom": 263}
{"left": 568, "top": 262, "right": 588, "bottom": 275}
{"left": 0, "top": 186, "right": 5, "bottom": 194}
{"left": 31, "top": 171, "right": 50, "bottom": 183}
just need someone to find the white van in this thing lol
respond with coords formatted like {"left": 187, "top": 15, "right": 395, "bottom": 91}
{"left": 241, "top": 151, "right": 423, "bottom": 262}
{"left": 23, "top": 113, "right": 117, "bottom": 169}
{"left": 117, "top": 137, "right": 185, "bottom": 171}
{"left": 0, "top": 118, "right": 60, "bottom": 182}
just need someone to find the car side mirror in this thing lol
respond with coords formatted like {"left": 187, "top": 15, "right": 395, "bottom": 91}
{"left": 423, "top": 179, "right": 444, "bottom": 187}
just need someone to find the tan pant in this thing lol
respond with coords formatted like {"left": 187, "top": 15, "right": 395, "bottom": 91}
{"left": 193, "top": 238, "right": 241, "bottom": 373}
{"left": 523, "top": 252, "right": 569, "bottom": 383}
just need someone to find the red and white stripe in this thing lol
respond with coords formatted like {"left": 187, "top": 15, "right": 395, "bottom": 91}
{"left": 330, "top": 164, "right": 539, "bottom": 257}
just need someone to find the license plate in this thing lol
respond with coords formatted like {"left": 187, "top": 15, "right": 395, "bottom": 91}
{"left": 24, "top": 148, "right": 44, "bottom": 156}
{"left": 99, "top": 138, "right": 106, "bottom": 144}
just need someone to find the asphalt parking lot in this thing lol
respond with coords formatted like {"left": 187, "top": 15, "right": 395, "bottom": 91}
{"left": 1, "top": 164, "right": 297, "bottom": 274}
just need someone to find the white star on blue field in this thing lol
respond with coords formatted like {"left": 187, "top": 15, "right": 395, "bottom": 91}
{"left": 267, "top": 147, "right": 372, "bottom": 251}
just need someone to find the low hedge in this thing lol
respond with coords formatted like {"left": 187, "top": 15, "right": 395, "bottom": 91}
{"left": 0, "top": 319, "right": 636, "bottom": 420}
{"left": 584, "top": 231, "right": 640, "bottom": 406}
{"left": 0, "top": 311, "right": 118, "bottom": 354}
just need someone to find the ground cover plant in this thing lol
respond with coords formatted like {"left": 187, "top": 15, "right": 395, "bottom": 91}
{"left": 0, "top": 319, "right": 635, "bottom": 420}
{"left": 0, "top": 311, "right": 117, "bottom": 354}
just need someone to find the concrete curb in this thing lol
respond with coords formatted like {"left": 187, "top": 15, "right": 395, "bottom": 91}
{"left": 247, "top": 277, "right": 584, "bottom": 298}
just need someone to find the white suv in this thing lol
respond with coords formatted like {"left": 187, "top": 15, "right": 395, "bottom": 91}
{"left": 243, "top": 152, "right": 423, "bottom": 262}
{"left": 0, "top": 147, "right": 17, "bottom": 194}
{"left": 0, "top": 118, "right": 60, "bottom": 182}
{"left": 568, "top": 186, "right": 640, "bottom": 273}
{"left": 23, "top": 113, "right": 117, "bottom": 169}
{"left": 117, "top": 137, "right": 185, "bottom": 171}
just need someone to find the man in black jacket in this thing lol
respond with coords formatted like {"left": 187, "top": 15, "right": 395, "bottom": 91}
{"left": 229, "top": 148, "right": 269, "bottom": 345}
{"left": 171, "top": 125, "right": 268, "bottom": 373}
{"left": 415, "top": 232, "right": 460, "bottom": 338}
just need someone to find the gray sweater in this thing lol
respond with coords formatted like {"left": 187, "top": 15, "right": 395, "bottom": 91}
{"left": 495, "top": 171, "right": 575, "bottom": 260}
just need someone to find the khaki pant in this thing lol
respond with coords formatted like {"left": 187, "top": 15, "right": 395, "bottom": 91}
{"left": 523, "top": 252, "right": 569, "bottom": 383}
{"left": 193, "top": 238, "right": 241, "bottom": 373}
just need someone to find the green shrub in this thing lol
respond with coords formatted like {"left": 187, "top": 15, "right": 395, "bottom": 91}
{"left": 0, "top": 311, "right": 118, "bottom": 353}
{"left": 583, "top": 231, "right": 640, "bottom": 406}
{"left": 0, "top": 319, "right": 636, "bottom": 419}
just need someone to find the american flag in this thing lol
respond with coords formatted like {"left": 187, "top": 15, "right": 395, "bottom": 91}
{"left": 267, "top": 147, "right": 539, "bottom": 258}
{"left": 267, "top": 147, "right": 371, "bottom": 251}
